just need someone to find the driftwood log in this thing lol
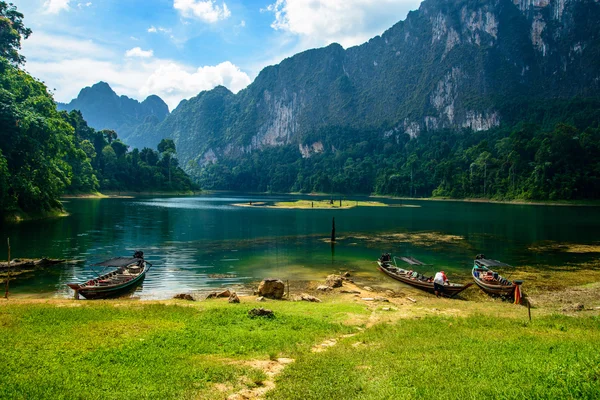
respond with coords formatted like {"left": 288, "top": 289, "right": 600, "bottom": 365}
{"left": 0, "top": 258, "right": 66, "bottom": 270}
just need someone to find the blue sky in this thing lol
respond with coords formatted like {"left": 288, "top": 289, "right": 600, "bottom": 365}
{"left": 15, "top": 0, "right": 421, "bottom": 110}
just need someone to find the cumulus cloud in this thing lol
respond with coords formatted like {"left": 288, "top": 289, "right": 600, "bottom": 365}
{"left": 125, "top": 47, "right": 154, "bottom": 58}
{"left": 266, "top": 0, "right": 420, "bottom": 48}
{"left": 148, "top": 26, "right": 158, "bottom": 33}
{"left": 142, "top": 61, "right": 251, "bottom": 105}
{"left": 43, "top": 0, "right": 71, "bottom": 14}
{"left": 22, "top": 32, "right": 250, "bottom": 110}
{"left": 174, "top": 0, "right": 231, "bottom": 23}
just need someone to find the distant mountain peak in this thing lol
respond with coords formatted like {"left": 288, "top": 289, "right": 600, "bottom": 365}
{"left": 57, "top": 82, "right": 169, "bottom": 146}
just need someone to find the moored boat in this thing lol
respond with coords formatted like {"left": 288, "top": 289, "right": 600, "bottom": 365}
{"left": 67, "top": 252, "right": 151, "bottom": 299}
{"left": 377, "top": 254, "right": 472, "bottom": 298}
{"left": 472, "top": 255, "right": 521, "bottom": 299}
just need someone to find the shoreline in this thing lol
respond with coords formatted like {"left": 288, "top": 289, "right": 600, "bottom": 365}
{"left": 61, "top": 190, "right": 202, "bottom": 199}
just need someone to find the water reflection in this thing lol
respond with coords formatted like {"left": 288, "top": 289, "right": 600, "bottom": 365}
{"left": 1, "top": 194, "right": 600, "bottom": 299}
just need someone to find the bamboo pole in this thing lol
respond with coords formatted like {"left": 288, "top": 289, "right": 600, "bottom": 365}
{"left": 4, "top": 238, "right": 10, "bottom": 299}
{"left": 331, "top": 217, "right": 336, "bottom": 243}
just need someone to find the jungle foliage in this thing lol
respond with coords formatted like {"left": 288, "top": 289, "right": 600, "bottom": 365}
{"left": 197, "top": 102, "right": 600, "bottom": 201}
{"left": 0, "top": 1, "right": 195, "bottom": 215}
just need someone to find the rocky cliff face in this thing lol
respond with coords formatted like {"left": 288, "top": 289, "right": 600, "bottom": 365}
{"left": 57, "top": 82, "right": 169, "bottom": 148}
{"left": 140, "top": 0, "right": 600, "bottom": 174}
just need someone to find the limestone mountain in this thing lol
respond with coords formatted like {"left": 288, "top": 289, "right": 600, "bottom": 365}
{"left": 113, "top": 0, "right": 600, "bottom": 199}
{"left": 57, "top": 82, "right": 169, "bottom": 148}
{"left": 143, "top": 0, "right": 599, "bottom": 176}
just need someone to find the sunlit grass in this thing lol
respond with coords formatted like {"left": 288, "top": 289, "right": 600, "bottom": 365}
{"left": 0, "top": 301, "right": 365, "bottom": 399}
{"left": 268, "top": 314, "right": 600, "bottom": 399}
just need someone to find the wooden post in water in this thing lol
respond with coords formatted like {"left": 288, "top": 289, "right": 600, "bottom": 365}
{"left": 339, "top": 197, "right": 342, "bottom": 207}
{"left": 331, "top": 217, "right": 336, "bottom": 243}
{"left": 4, "top": 238, "right": 10, "bottom": 299}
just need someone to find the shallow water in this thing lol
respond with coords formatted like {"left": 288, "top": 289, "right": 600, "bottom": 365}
{"left": 2, "top": 194, "right": 599, "bottom": 299}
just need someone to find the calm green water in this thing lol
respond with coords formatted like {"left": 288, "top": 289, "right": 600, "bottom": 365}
{"left": 2, "top": 194, "right": 599, "bottom": 299}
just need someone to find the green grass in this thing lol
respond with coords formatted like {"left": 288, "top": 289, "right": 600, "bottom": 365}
{"left": 1, "top": 301, "right": 599, "bottom": 399}
{"left": 268, "top": 314, "right": 600, "bottom": 399}
{"left": 272, "top": 200, "right": 388, "bottom": 209}
{"left": 0, "top": 301, "right": 364, "bottom": 399}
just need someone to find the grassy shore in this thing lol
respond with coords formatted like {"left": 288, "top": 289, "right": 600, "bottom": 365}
{"left": 2, "top": 208, "right": 69, "bottom": 223}
{"left": 61, "top": 190, "right": 200, "bottom": 199}
{"left": 1, "top": 272, "right": 599, "bottom": 399}
{"left": 233, "top": 199, "right": 408, "bottom": 209}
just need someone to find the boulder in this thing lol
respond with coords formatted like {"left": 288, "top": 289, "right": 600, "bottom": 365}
{"left": 342, "top": 271, "right": 352, "bottom": 278}
{"left": 300, "top": 293, "right": 322, "bottom": 303}
{"left": 256, "top": 296, "right": 266, "bottom": 302}
{"left": 228, "top": 292, "right": 240, "bottom": 303}
{"left": 173, "top": 293, "right": 194, "bottom": 301}
{"left": 248, "top": 308, "right": 274, "bottom": 318}
{"left": 363, "top": 286, "right": 374, "bottom": 292}
{"left": 325, "top": 274, "right": 343, "bottom": 288}
{"left": 206, "top": 289, "right": 232, "bottom": 299}
{"left": 317, "top": 285, "right": 332, "bottom": 291}
{"left": 258, "top": 279, "right": 285, "bottom": 299}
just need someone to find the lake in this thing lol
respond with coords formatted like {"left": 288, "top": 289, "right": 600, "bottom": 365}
{"left": 2, "top": 194, "right": 599, "bottom": 299}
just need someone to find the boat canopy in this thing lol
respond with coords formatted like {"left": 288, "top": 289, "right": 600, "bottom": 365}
{"left": 398, "top": 256, "right": 429, "bottom": 266}
{"left": 93, "top": 257, "right": 142, "bottom": 268}
{"left": 475, "top": 258, "right": 512, "bottom": 268}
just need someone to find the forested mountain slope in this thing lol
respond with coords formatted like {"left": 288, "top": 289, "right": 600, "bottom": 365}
{"left": 90, "top": 0, "right": 600, "bottom": 200}
{"left": 58, "top": 82, "right": 169, "bottom": 149}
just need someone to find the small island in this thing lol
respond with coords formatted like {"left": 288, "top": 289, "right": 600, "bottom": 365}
{"left": 233, "top": 199, "right": 420, "bottom": 209}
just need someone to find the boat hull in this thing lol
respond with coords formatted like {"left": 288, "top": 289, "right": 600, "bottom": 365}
{"left": 378, "top": 262, "right": 472, "bottom": 298}
{"left": 471, "top": 266, "right": 515, "bottom": 297}
{"left": 68, "top": 261, "right": 150, "bottom": 299}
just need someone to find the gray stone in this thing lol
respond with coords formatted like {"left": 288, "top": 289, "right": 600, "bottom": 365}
{"left": 300, "top": 293, "right": 322, "bottom": 303}
{"left": 317, "top": 285, "right": 332, "bottom": 291}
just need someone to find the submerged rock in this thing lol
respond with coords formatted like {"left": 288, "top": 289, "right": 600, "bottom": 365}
{"left": 258, "top": 279, "right": 285, "bottom": 299}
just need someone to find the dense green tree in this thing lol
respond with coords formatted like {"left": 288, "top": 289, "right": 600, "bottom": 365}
{"left": 0, "top": 1, "right": 31, "bottom": 65}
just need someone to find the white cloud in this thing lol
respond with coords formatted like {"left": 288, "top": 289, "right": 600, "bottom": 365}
{"left": 77, "top": 2, "right": 92, "bottom": 8}
{"left": 237, "top": 20, "right": 246, "bottom": 28}
{"left": 22, "top": 32, "right": 250, "bottom": 110}
{"left": 148, "top": 26, "right": 158, "bottom": 33}
{"left": 266, "top": 0, "right": 420, "bottom": 48}
{"left": 125, "top": 47, "right": 154, "bottom": 58}
{"left": 44, "top": 0, "right": 71, "bottom": 14}
{"left": 142, "top": 61, "right": 251, "bottom": 106}
{"left": 174, "top": 0, "right": 231, "bottom": 23}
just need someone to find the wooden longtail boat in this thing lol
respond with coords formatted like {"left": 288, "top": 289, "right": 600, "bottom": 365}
{"left": 377, "top": 255, "right": 472, "bottom": 298}
{"left": 67, "top": 254, "right": 151, "bottom": 299}
{"left": 471, "top": 257, "right": 520, "bottom": 297}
